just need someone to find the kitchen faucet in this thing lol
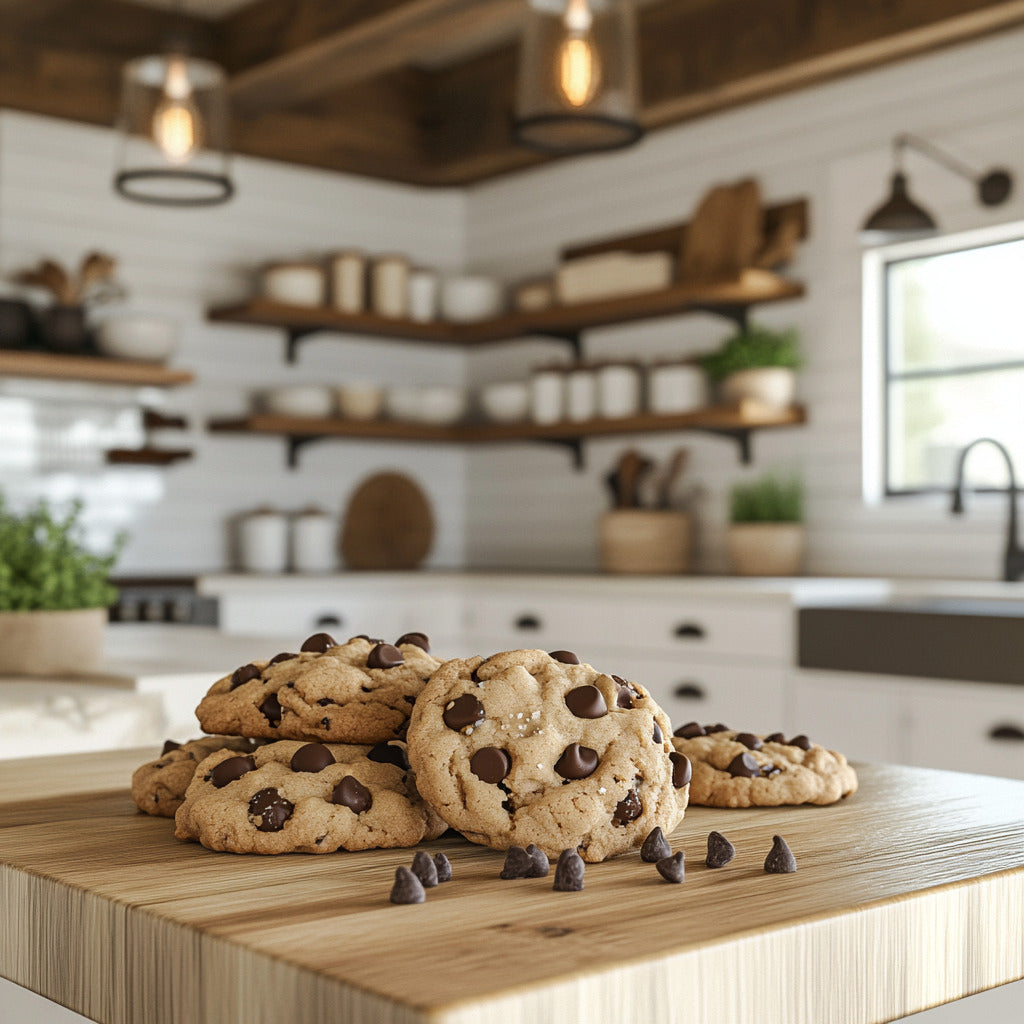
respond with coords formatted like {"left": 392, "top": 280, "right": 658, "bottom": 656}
{"left": 950, "top": 437, "right": 1024, "bottom": 582}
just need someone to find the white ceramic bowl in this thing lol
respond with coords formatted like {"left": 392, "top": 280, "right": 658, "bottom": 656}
{"left": 384, "top": 386, "right": 421, "bottom": 422}
{"left": 94, "top": 315, "right": 179, "bottom": 363}
{"left": 440, "top": 275, "right": 505, "bottom": 323}
{"left": 262, "top": 385, "right": 335, "bottom": 418}
{"left": 385, "top": 385, "right": 465, "bottom": 424}
{"left": 479, "top": 381, "right": 529, "bottom": 423}
{"left": 336, "top": 385, "right": 384, "bottom": 421}
{"left": 262, "top": 263, "right": 325, "bottom": 307}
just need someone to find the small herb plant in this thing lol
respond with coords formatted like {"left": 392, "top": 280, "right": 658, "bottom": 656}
{"left": 730, "top": 475, "right": 803, "bottom": 524}
{"left": 0, "top": 496, "right": 125, "bottom": 611}
{"left": 698, "top": 325, "right": 802, "bottom": 382}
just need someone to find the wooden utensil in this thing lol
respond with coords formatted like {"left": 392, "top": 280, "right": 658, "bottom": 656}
{"left": 655, "top": 447, "right": 689, "bottom": 509}
{"left": 615, "top": 449, "right": 652, "bottom": 509}
{"left": 340, "top": 471, "right": 434, "bottom": 570}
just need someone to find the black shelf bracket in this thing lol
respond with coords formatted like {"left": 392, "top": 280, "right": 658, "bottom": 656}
{"left": 701, "top": 428, "right": 753, "bottom": 464}
{"left": 536, "top": 436, "right": 585, "bottom": 469}
{"left": 285, "top": 328, "right": 324, "bottom": 364}
{"left": 286, "top": 434, "right": 325, "bottom": 468}
{"left": 534, "top": 329, "right": 583, "bottom": 360}
{"left": 694, "top": 304, "right": 750, "bottom": 331}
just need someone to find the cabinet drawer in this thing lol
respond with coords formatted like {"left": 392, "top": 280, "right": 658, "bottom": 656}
{"left": 905, "top": 681, "right": 1024, "bottom": 780}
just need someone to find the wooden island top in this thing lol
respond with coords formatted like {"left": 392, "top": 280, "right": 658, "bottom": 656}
{"left": 1, "top": 750, "right": 1022, "bottom": 1024}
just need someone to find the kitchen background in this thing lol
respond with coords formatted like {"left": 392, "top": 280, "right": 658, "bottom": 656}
{"left": 3, "top": 23, "right": 1024, "bottom": 579}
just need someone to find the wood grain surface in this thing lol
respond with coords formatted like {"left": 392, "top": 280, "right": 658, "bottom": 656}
{"left": 2, "top": 751, "right": 1022, "bottom": 1024}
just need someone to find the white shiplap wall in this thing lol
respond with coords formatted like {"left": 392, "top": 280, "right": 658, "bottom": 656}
{"left": 0, "top": 111, "right": 468, "bottom": 574}
{"left": 463, "top": 27, "right": 1024, "bottom": 577}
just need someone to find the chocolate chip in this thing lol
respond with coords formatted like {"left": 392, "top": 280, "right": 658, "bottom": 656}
{"left": 367, "top": 643, "right": 404, "bottom": 669}
{"left": 268, "top": 652, "right": 296, "bottom": 665}
{"left": 706, "top": 830, "right": 735, "bottom": 868}
{"left": 656, "top": 851, "right": 685, "bottom": 883}
{"left": 673, "top": 721, "right": 705, "bottom": 738}
{"left": 549, "top": 650, "right": 580, "bottom": 664}
{"left": 161, "top": 739, "right": 181, "bottom": 756}
{"left": 615, "top": 684, "right": 636, "bottom": 709}
{"left": 761, "top": 762, "right": 781, "bottom": 777}
{"left": 470, "top": 664, "right": 484, "bottom": 683}
{"left": 290, "top": 742, "right": 336, "bottom": 773}
{"left": 396, "top": 632, "right": 430, "bottom": 652}
{"left": 411, "top": 850, "right": 439, "bottom": 888}
{"left": 526, "top": 844, "right": 549, "bottom": 878}
{"left": 316, "top": 698, "right": 334, "bottom": 707}
{"left": 555, "top": 742, "right": 599, "bottom": 780}
{"left": 641, "top": 826, "right": 671, "bottom": 863}
{"left": 564, "top": 684, "right": 608, "bottom": 719}
{"left": 367, "top": 742, "right": 410, "bottom": 770}
{"left": 764, "top": 834, "right": 797, "bottom": 874}
{"left": 210, "top": 755, "right": 256, "bottom": 789}
{"left": 259, "top": 693, "right": 282, "bottom": 726}
{"left": 248, "top": 788, "right": 293, "bottom": 832}
{"left": 764, "top": 732, "right": 786, "bottom": 743}
{"left": 390, "top": 866, "right": 425, "bottom": 904}
{"left": 230, "top": 663, "right": 261, "bottom": 690}
{"left": 669, "top": 751, "right": 692, "bottom": 788}
{"left": 727, "top": 752, "right": 761, "bottom": 778}
{"left": 320, "top": 717, "right": 329, "bottom": 728}
{"left": 552, "top": 849, "right": 585, "bottom": 892}
{"left": 433, "top": 853, "right": 452, "bottom": 882}
{"left": 735, "top": 732, "right": 763, "bottom": 751}
{"left": 470, "top": 747, "right": 511, "bottom": 784}
{"left": 612, "top": 788, "right": 643, "bottom": 826}
{"left": 332, "top": 775, "right": 373, "bottom": 814}
{"left": 704, "top": 723, "right": 730, "bottom": 733}
{"left": 652, "top": 721, "right": 663, "bottom": 744}
{"left": 789, "top": 734, "right": 813, "bottom": 750}
{"left": 301, "top": 632, "right": 336, "bottom": 653}
{"left": 443, "top": 694, "right": 485, "bottom": 732}
{"left": 611, "top": 674, "right": 626, "bottom": 685}
{"left": 500, "top": 846, "right": 533, "bottom": 879}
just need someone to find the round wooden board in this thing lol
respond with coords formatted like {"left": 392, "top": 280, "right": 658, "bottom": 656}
{"left": 340, "top": 471, "right": 434, "bottom": 570}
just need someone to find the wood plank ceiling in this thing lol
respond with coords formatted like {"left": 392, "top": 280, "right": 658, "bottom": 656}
{"left": 3, "top": 0, "right": 1024, "bottom": 187}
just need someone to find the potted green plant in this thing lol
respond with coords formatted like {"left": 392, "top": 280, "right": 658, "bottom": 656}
{"left": 0, "top": 496, "right": 125, "bottom": 675}
{"left": 698, "top": 324, "right": 801, "bottom": 408}
{"left": 727, "top": 474, "right": 804, "bottom": 576}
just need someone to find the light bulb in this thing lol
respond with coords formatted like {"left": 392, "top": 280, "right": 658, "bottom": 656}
{"left": 556, "top": 0, "right": 600, "bottom": 108}
{"left": 152, "top": 55, "right": 202, "bottom": 165}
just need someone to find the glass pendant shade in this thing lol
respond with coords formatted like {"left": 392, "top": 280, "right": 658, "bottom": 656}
{"left": 514, "top": 0, "right": 643, "bottom": 155}
{"left": 114, "top": 53, "right": 234, "bottom": 206}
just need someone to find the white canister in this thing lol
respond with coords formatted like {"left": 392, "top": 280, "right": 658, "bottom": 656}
{"left": 262, "top": 263, "right": 325, "bottom": 307}
{"left": 530, "top": 366, "right": 566, "bottom": 424}
{"left": 329, "top": 251, "right": 366, "bottom": 314}
{"left": 371, "top": 255, "right": 410, "bottom": 319}
{"left": 648, "top": 361, "right": 708, "bottom": 415}
{"left": 565, "top": 364, "right": 597, "bottom": 422}
{"left": 291, "top": 508, "right": 336, "bottom": 574}
{"left": 238, "top": 508, "right": 289, "bottom": 574}
{"left": 596, "top": 361, "right": 642, "bottom": 419}
{"left": 408, "top": 270, "right": 439, "bottom": 322}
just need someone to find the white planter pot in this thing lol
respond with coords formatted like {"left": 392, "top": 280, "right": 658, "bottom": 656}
{"left": 720, "top": 367, "right": 796, "bottom": 408}
{"left": 0, "top": 607, "right": 106, "bottom": 675}
{"left": 599, "top": 510, "right": 691, "bottom": 574}
{"left": 727, "top": 523, "right": 804, "bottom": 577}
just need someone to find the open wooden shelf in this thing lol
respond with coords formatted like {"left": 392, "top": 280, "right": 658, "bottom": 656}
{"left": 208, "top": 401, "right": 807, "bottom": 468}
{"left": 0, "top": 350, "right": 194, "bottom": 387}
{"left": 105, "top": 448, "right": 193, "bottom": 466}
{"left": 208, "top": 268, "right": 805, "bottom": 361}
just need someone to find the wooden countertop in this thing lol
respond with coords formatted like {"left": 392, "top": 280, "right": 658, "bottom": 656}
{"left": 1, "top": 750, "right": 1022, "bottom": 1024}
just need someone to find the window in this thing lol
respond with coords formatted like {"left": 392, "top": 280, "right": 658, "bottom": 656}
{"left": 866, "top": 226, "right": 1024, "bottom": 498}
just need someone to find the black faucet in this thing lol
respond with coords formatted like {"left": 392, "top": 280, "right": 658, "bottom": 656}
{"left": 950, "top": 437, "right": 1024, "bottom": 582}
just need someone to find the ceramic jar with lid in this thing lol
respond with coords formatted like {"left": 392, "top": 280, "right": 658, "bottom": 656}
{"left": 329, "top": 251, "right": 366, "bottom": 314}
{"left": 565, "top": 364, "right": 597, "bottom": 422}
{"left": 371, "top": 255, "right": 410, "bottom": 319}
{"left": 238, "top": 508, "right": 289, "bottom": 574}
{"left": 291, "top": 507, "right": 336, "bottom": 573}
{"left": 408, "top": 270, "right": 440, "bottom": 323}
{"left": 530, "top": 365, "right": 566, "bottom": 424}
{"left": 596, "top": 361, "right": 643, "bottom": 419}
{"left": 647, "top": 360, "right": 708, "bottom": 415}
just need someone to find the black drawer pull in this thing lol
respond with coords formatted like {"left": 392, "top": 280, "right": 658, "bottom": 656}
{"left": 515, "top": 614, "right": 542, "bottom": 631}
{"left": 673, "top": 682, "right": 706, "bottom": 700}
{"left": 988, "top": 724, "right": 1024, "bottom": 742}
{"left": 316, "top": 614, "right": 343, "bottom": 628}
{"left": 674, "top": 622, "right": 705, "bottom": 640}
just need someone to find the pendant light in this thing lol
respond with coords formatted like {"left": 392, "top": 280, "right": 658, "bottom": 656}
{"left": 113, "top": 10, "right": 234, "bottom": 207}
{"left": 860, "top": 134, "right": 1012, "bottom": 245}
{"left": 513, "top": 0, "right": 643, "bottom": 156}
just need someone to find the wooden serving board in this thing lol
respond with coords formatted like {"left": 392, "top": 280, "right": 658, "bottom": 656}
{"left": 1, "top": 750, "right": 1023, "bottom": 1024}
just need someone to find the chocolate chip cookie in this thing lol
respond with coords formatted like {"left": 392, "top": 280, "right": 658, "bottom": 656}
{"left": 174, "top": 738, "right": 447, "bottom": 854}
{"left": 406, "top": 649, "right": 688, "bottom": 863}
{"left": 195, "top": 632, "right": 441, "bottom": 745}
{"left": 131, "top": 736, "right": 260, "bottom": 817}
{"left": 671, "top": 725, "right": 858, "bottom": 807}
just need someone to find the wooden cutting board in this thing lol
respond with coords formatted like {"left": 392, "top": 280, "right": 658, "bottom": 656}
{"left": 2, "top": 751, "right": 1023, "bottom": 1024}
{"left": 340, "top": 471, "right": 434, "bottom": 570}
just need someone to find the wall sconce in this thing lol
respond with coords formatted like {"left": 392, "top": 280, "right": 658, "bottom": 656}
{"left": 860, "top": 133, "right": 1012, "bottom": 245}
{"left": 513, "top": 0, "right": 643, "bottom": 156}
